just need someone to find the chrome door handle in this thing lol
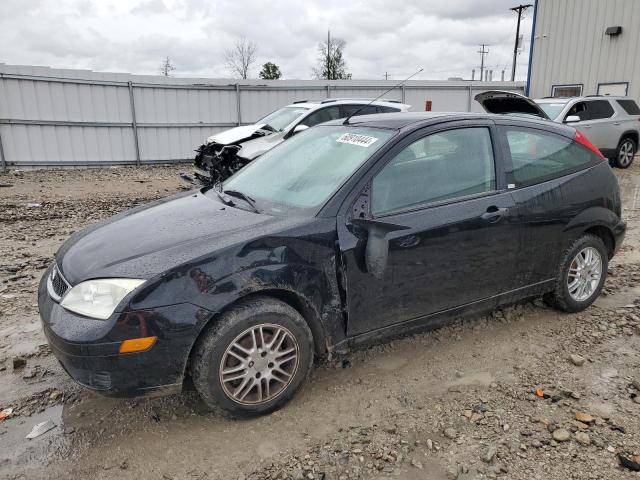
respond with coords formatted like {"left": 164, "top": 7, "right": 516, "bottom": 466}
{"left": 613, "top": 122, "right": 621, "bottom": 125}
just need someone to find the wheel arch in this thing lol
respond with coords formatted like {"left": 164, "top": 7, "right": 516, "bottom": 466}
{"left": 251, "top": 289, "right": 329, "bottom": 355}
{"left": 564, "top": 206, "right": 620, "bottom": 260}
{"left": 583, "top": 225, "right": 615, "bottom": 259}
{"left": 619, "top": 130, "right": 639, "bottom": 146}
{"left": 184, "top": 289, "right": 329, "bottom": 380}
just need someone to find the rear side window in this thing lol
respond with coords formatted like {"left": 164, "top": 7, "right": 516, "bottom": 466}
{"left": 586, "top": 100, "right": 614, "bottom": 120}
{"left": 377, "top": 105, "right": 401, "bottom": 113}
{"left": 341, "top": 105, "right": 378, "bottom": 117}
{"left": 504, "top": 128, "right": 598, "bottom": 187}
{"left": 617, "top": 99, "right": 640, "bottom": 115}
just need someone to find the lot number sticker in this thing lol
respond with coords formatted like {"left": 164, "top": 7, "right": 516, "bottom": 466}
{"left": 336, "top": 133, "right": 379, "bottom": 147}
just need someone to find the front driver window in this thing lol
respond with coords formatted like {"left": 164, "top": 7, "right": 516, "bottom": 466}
{"left": 565, "top": 102, "right": 588, "bottom": 121}
{"left": 299, "top": 106, "right": 341, "bottom": 128}
{"left": 372, "top": 127, "right": 495, "bottom": 215}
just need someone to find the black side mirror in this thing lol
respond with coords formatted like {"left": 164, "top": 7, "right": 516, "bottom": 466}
{"left": 350, "top": 218, "right": 409, "bottom": 279}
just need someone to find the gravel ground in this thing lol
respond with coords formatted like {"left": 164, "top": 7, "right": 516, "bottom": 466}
{"left": 1, "top": 163, "right": 640, "bottom": 480}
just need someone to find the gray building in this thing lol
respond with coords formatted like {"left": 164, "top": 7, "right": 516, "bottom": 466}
{"left": 527, "top": 0, "right": 640, "bottom": 100}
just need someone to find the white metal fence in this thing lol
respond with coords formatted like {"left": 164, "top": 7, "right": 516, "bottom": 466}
{"left": 0, "top": 64, "right": 525, "bottom": 170}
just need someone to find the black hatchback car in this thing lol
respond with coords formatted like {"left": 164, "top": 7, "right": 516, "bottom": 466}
{"left": 39, "top": 112, "right": 625, "bottom": 417}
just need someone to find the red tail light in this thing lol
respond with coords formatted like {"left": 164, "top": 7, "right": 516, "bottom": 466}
{"left": 574, "top": 130, "right": 605, "bottom": 160}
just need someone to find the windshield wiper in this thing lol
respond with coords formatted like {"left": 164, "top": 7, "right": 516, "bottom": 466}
{"left": 223, "top": 189, "right": 261, "bottom": 214}
{"left": 214, "top": 189, "right": 236, "bottom": 207}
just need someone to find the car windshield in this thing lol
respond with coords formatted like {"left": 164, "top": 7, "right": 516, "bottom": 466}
{"left": 257, "top": 106, "right": 310, "bottom": 132}
{"left": 535, "top": 101, "right": 567, "bottom": 120}
{"left": 222, "top": 126, "right": 395, "bottom": 212}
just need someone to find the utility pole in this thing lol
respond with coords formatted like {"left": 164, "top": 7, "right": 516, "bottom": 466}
{"left": 326, "top": 29, "right": 331, "bottom": 80}
{"left": 510, "top": 4, "right": 532, "bottom": 81}
{"left": 384, "top": 72, "right": 389, "bottom": 80}
{"left": 477, "top": 44, "right": 489, "bottom": 81}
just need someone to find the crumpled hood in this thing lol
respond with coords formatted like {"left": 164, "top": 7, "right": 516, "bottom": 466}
{"left": 206, "top": 124, "right": 271, "bottom": 145}
{"left": 237, "top": 131, "right": 287, "bottom": 159}
{"left": 57, "top": 190, "right": 309, "bottom": 284}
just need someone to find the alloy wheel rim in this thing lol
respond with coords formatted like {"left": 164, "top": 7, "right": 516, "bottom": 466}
{"left": 567, "top": 247, "right": 602, "bottom": 302}
{"left": 219, "top": 323, "right": 299, "bottom": 405}
{"left": 619, "top": 141, "right": 634, "bottom": 166}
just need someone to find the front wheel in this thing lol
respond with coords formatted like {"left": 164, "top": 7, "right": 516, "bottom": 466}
{"left": 191, "top": 296, "right": 314, "bottom": 418}
{"left": 545, "top": 234, "right": 608, "bottom": 313}
{"left": 614, "top": 137, "right": 636, "bottom": 168}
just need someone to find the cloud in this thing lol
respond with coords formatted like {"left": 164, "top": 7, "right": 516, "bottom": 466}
{"left": 0, "top": 0, "right": 532, "bottom": 80}
{"left": 129, "top": 0, "right": 169, "bottom": 15}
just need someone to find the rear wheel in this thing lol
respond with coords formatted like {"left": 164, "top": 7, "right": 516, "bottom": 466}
{"left": 191, "top": 297, "right": 314, "bottom": 418}
{"left": 614, "top": 137, "right": 636, "bottom": 168}
{"left": 545, "top": 234, "right": 608, "bottom": 312}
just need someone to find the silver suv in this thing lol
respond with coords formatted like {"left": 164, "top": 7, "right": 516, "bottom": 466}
{"left": 534, "top": 96, "right": 640, "bottom": 168}
{"left": 474, "top": 91, "right": 640, "bottom": 169}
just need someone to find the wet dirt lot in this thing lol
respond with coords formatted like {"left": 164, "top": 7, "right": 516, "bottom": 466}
{"left": 1, "top": 163, "right": 640, "bottom": 480}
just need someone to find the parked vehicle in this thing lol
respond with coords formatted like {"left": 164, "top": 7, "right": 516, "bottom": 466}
{"left": 191, "top": 98, "right": 410, "bottom": 185}
{"left": 39, "top": 111, "right": 625, "bottom": 417}
{"left": 474, "top": 91, "right": 640, "bottom": 168}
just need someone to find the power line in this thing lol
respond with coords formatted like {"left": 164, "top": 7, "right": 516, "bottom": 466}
{"left": 510, "top": 4, "right": 533, "bottom": 81}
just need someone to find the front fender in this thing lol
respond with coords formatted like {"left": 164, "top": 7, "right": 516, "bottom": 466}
{"left": 131, "top": 258, "right": 345, "bottom": 355}
{"left": 190, "top": 262, "right": 344, "bottom": 349}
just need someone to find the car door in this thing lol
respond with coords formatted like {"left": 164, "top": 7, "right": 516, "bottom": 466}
{"left": 336, "top": 121, "right": 521, "bottom": 337}
{"left": 611, "top": 99, "right": 640, "bottom": 146}
{"left": 496, "top": 122, "right": 604, "bottom": 286}
{"left": 565, "top": 100, "right": 616, "bottom": 151}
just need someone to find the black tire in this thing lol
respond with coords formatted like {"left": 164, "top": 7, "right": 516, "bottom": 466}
{"left": 613, "top": 137, "right": 636, "bottom": 168}
{"left": 191, "top": 296, "right": 314, "bottom": 418}
{"left": 544, "top": 234, "right": 608, "bottom": 313}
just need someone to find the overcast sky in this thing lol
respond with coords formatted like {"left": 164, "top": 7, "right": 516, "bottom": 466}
{"left": 0, "top": 0, "right": 533, "bottom": 80}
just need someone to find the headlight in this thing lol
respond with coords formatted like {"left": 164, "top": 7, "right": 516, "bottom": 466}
{"left": 60, "top": 279, "right": 145, "bottom": 320}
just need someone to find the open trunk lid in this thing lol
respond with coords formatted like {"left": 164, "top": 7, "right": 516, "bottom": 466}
{"left": 474, "top": 90, "right": 550, "bottom": 120}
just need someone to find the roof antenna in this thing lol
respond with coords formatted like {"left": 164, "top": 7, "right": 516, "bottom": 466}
{"left": 343, "top": 67, "right": 423, "bottom": 125}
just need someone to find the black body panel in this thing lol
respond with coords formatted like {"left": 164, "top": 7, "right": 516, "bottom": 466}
{"left": 38, "top": 112, "right": 626, "bottom": 397}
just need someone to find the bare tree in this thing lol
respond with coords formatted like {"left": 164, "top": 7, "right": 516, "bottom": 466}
{"left": 224, "top": 37, "right": 258, "bottom": 79}
{"left": 313, "top": 31, "right": 351, "bottom": 80}
{"left": 160, "top": 56, "right": 176, "bottom": 76}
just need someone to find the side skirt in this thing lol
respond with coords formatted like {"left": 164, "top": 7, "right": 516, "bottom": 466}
{"left": 337, "top": 279, "right": 554, "bottom": 350}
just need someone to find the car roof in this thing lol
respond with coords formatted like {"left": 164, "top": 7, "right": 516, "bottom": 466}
{"left": 535, "top": 96, "right": 633, "bottom": 103}
{"left": 321, "top": 111, "right": 559, "bottom": 130}
{"left": 321, "top": 111, "right": 454, "bottom": 129}
{"left": 284, "top": 99, "right": 410, "bottom": 110}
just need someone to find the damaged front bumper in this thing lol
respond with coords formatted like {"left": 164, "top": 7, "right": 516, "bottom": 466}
{"left": 37, "top": 268, "right": 203, "bottom": 398}
{"left": 192, "top": 142, "right": 251, "bottom": 185}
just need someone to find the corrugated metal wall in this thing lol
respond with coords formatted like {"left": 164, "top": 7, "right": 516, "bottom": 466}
{"left": 0, "top": 64, "right": 525, "bottom": 169}
{"left": 529, "top": 0, "right": 640, "bottom": 100}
